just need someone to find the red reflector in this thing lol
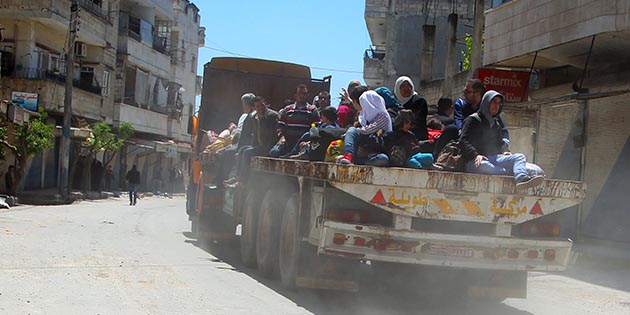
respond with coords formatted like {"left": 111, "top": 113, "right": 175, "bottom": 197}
{"left": 544, "top": 249, "right": 556, "bottom": 261}
{"left": 508, "top": 249, "right": 519, "bottom": 259}
{"left": 401, "top": 243, "right": 414, "bottom": 252}
{"left": 326, "top": 210, "right": 369, "bottom": 223}
{"left": 354, "top": 237, "right": 366, "bottom": 246}
{"left": 552, "top": 224, "right": 561, "bottom": 236}
{"left": 333, "top": 233, "right": 346, "bottom": 245}
{"left": 374, "top": 239, "right": 387, "bottom": 251}
{"left": 527, "top": 250, "right": 539, "bottom": 259}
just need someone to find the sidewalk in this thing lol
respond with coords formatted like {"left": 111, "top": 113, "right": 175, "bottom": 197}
{"left": 573, "top": 237, "right": 630, "bottom": 266}
{"left": 17, "top": 188, "right": 118, "bottom": 205}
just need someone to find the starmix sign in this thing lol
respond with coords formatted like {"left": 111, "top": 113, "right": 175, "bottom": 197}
{"left": 477, "top": 68, "right": 529, "bottom": 103}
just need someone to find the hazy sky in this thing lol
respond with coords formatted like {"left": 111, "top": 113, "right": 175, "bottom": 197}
{"left": 194, "top": 0, "right": 370, "bottom": 106}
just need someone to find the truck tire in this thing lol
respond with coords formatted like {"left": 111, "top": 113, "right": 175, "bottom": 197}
{"left": 256, "top": 189, "right": 283, "bottom": 278}
{"left": 240, "top": 190, "right": 260, "bottom": 268}
{"left": 279, "top": 193, "right": 300, "bottom": 289}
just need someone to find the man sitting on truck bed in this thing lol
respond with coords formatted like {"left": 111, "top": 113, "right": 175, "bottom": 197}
{"left": 236, "top": 96, "right": 280, "bottom": 183}
{"left": 270, "top": 84, "right": 320, "bottom": 157}
{"left": 459, "top": 90, "right": 544, "bottom": 189}
{"left": 217, "top": 93, "right": 256, "bottom": 184}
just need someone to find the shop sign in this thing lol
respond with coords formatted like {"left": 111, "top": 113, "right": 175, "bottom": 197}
{"left": 11, "top": 91, "right": 39, "bottom": 112}
{"left": 477, "top": 68, "right": 529, "bottom": 103}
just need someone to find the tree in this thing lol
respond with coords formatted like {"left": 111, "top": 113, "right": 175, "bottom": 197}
{"left": 0, "top": 110, "right": 55, "bottom": 195}
{"left": 461, "top": 34, "right": 473, "bottom": 71}
{"left": 70, "top": 122, "right": 134, "bottom": 191}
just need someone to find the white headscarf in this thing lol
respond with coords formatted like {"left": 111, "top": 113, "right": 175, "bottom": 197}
{"left": 358, "top": 90, "right": 393, "bottom": 132}
{"left": 394, "top": 76, "right": 418, "bottom": 105}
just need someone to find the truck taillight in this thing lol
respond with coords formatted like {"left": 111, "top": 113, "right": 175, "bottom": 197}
{"left": 520, "top": 223, "right": 561, "bottom": 237}
{"left": 527, "top": 250, "right": 539, "bottom": 259}
{"left": 333, "top": 233, "right": 347, "bottom": 245}
{"left": 326, "top": 210, "right": 370, "bottom": 224}
{"left": 544, "top": 249, "right": 556, "bottom": 261}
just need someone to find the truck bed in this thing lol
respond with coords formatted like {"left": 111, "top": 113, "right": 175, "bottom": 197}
{"left": 252, "top": 157, "right": 586, "bottom": 225}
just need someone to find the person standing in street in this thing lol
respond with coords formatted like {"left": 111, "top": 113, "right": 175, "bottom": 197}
{"left": 125, "top": 165, "right": 141, "bottom": 205}
{"left": 5, "top": 165, "right": 15, "bottom": 196}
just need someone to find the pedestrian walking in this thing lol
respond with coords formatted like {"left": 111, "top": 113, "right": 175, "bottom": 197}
{"left": 125, "top": 165, "right": 141, "bottom": 205}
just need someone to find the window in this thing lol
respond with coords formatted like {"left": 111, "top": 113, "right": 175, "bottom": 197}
{"left": 136, "top": 69, "right": 149, "bottom": 109}
{"left": 102, "top": 71, "right": 110, "bottom": 96}
{"left": 191, "top": 55, "right": 196, "bottom": 73}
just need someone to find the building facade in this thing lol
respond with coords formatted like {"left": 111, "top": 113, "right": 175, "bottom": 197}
{"left": 364, "top": 0, "right": 483, "bottom": 93}
{"left": 113, "top": 0, "right": 204, "bottom": 192}
{"left": 484, "top": 0, "right": 630, "bottom": 243}
{"left": 0, "top": 0, "right": 204, "bottom": 193}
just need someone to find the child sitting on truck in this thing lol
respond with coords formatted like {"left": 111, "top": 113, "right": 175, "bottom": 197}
{"left": 385, "top": 109, "right": 435, "bottom": 169}
{"left": 286, "top": 106, "right": 340, "bottom": 159}
{"left": 336, "top": 86, "right": 391, "bottom": 166}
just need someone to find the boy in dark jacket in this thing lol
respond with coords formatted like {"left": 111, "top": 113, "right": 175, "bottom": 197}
{"left": 385, "top": 110, "right": 434, "bottom": 169}
{"left": 459, "top": 91, "right": 544, "bottom": 189}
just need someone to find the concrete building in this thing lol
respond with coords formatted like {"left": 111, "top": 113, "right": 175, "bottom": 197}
{"left": 0, "top": 0, "right": 204, "bottom": 194}
{"left": 0, "top": 0, "right": 121, "bottom": 192}
{"left": 114, "top": 0, "right": 204, "bottom": 191}
{"left": 364, "top": 0, "right": 483, "bottom": 93}
{"left": 484, "top": 0, "right": 630, "bottom": 243}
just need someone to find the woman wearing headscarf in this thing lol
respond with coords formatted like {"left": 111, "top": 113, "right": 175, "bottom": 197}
{"left": 459, "top": 90, "right": 544, "bottom": 189}
{"left": 394, "top": 76, "right": 428, "bottom": 141}
{"left": 336, "top": 86, "right": 392, "bottom": 166}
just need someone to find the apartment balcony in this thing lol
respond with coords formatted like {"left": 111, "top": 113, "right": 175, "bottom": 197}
{"left": 0, "top": 0, "right": 113, "bottom": 47}
{"left": 0, "top": 73, "right": 112, "bottom": 122}
{"left": 365, "top": 0, "right": 388, "bottom": 46}
{"left": 118, "top": 36, "right": 172, "bottom": 77}
{"left": 484, "top": 0, "right": 630, "bottom": 70}
{"left": 12, "top": 67, "right": 102, "bottom": 95}
{"left": 363, "top": 47, "right": 386, "bottom": 87}
{"left": 115, "top": 103, "right": 168, "bottom": 137}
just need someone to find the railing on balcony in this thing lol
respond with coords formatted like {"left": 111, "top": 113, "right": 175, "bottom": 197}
{"left": 364, "top": 46, "right": 386, "bottom": 60}
{"left": 12, "top": 67, "right": 102, "bottom": 95}
{"left": 78, "top": 0, "right": 106, "bottom": 18}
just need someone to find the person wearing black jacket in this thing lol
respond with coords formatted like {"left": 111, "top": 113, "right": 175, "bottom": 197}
{"left": 459, "top": 90, "right": 544, "bottom": 189}
{"left": 394, "top": 76, "right": 429, "bottom": 141}
{"left": 125, "top": 165, "right": 141, "bottom": 205}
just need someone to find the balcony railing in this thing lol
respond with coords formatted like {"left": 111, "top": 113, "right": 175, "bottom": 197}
{"left": 12, "top": 67, "right": 102, "bottom": 95}
{"left": 364, "top": 46, "right": 386, "bottom": 60}
{"left": 78, "top": 0, "right": 106, "bottom": 18}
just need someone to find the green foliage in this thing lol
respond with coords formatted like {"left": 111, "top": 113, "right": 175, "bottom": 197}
{"left": 461, "top": 34, "right": 473, "bottom": 71}
{"left": 118, "top": 122, "right": 134, "bottom": 140}
{"left": 84, "top": 122, "right": 134, "bottom": 156}
{"left": 460, "top": 34, "right": 484, "bottom": 72}
{"left": 17, "top": 112, "right": 55, "bottom": 158}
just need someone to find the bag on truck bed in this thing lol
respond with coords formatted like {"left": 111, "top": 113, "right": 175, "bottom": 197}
{"left": 309, "top": 128, "right": 346, "bottom": 161}
{"left": 435, "top": 140, "right": 465, "bottom": 172}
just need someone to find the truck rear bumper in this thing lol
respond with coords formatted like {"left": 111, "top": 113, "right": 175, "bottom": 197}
{"left": 319, "top": 221, "right": 572, "bottom": 271}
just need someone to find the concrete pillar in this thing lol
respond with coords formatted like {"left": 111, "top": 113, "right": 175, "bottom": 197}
{"left": 470, "top": 0, "right": 485, "bottom": 77}
{"left": 15, "top": 21, "right": 37, "bottom": 70}
{"left": 421, "top": 25, "right": 435, "bottom": 82}
{"left": 442, "top": 14, "right": 458, "bottom": 98}
{"left": 385, "top": 0, "right": 398, "bottom": 88}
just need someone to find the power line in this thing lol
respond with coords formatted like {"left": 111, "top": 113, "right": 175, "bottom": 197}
{"left": 200, "top": 45, "right": 363, "bottom": 74}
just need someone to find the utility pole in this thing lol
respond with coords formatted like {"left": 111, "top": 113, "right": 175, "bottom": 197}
{"left": 470, "top": 0, "right": 485, "bottom": 78}
{"left": 59, "top": 1, "right": 79, "bottom": 200}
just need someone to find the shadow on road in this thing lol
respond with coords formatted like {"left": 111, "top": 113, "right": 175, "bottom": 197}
{"left": 562, "top": 257, "right": 630, "bottom": 293}
{"left": 182, "top": 232, "right": 534, "bottom": 315}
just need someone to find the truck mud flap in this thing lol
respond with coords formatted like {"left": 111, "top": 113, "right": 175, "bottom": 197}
{"left": 295, "top": 244, "right": 359, "bottom": 292}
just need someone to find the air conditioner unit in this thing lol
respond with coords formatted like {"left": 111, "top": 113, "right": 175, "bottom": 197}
{"left": 75, "top": 42, "right": 87, "bottom": 58}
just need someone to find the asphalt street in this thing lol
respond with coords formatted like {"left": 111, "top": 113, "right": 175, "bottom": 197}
{"left": 1, "top": 196, "right": 629, "bottom": 315}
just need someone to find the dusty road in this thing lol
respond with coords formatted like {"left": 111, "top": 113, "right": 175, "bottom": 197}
{"left": 1, "top": 196, "right": 629, "bottom": 314}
